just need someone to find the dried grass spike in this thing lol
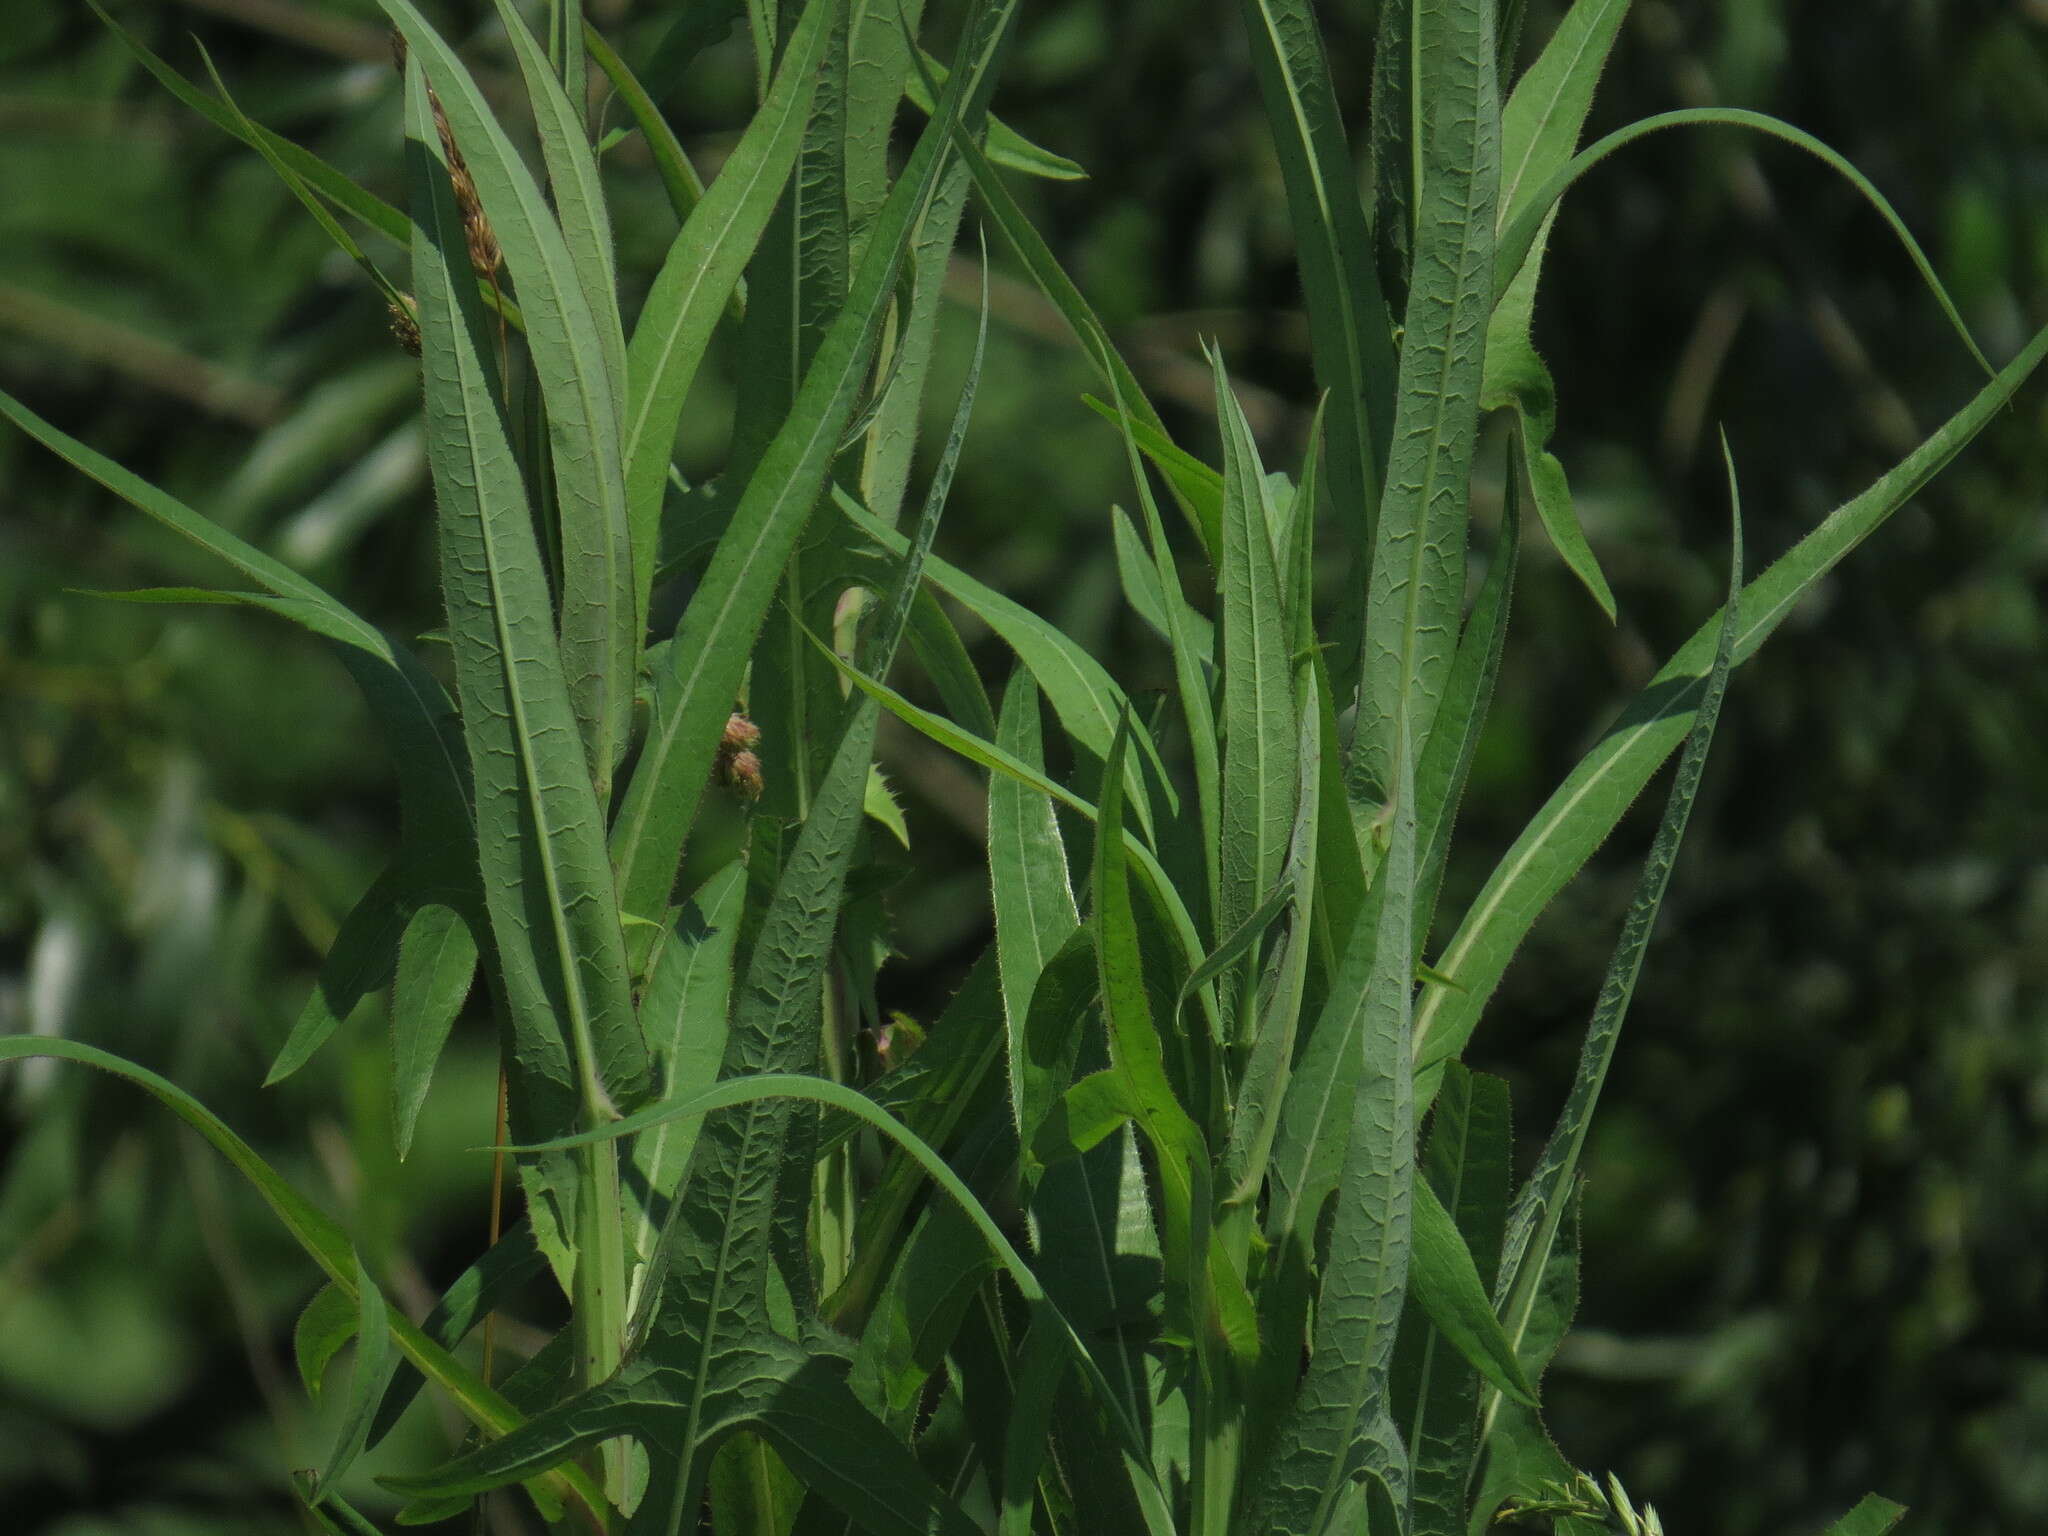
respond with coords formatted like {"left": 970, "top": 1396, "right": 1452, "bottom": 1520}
{"left": 388, "top": 293, "right": 421, "bottom": 356}
{"left": 426, "top": 87, "right": 500, "bottom": 278}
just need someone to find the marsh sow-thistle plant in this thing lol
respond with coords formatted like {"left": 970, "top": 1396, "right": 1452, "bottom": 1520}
{"left": 2, "top": 0, "right": 2036, "bottom": 1532}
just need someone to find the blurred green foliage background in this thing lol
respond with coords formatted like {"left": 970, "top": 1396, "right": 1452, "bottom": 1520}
{"left": 3, "top": 1, "right": 2045, "bottom": 1532}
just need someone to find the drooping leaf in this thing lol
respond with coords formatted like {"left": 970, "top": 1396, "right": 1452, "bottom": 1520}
{"left": 1413, "top": 321, "right": 2048, "bottom": 1099}
{"left": 0, "top": 1038, "right": 602, "bottom": 1527}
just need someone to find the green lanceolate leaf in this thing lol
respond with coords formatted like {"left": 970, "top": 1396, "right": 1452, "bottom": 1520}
{"left": 1412, "top": 320, "right": 2048, "bottom": 1099}
{"left": 1236, "top": 0, "right": 1398, "bottom": 577}
{"left": 491, "top": 0, "right": 626, "bottom": 414}
{"left": 295, "top": 1282, "right": 356, "bottom": 1401}
{"left": 0, "top": 1038, "right": 604, "bottom": 1527}
{"left": 621, "top": 0, "right": 833, "bottom": 624}
{"left": 1496, "top": 0, "right": 1632, "bottom": 228}
{"left": 1479, "top": 0, "right": 1634, "bottom": 620}
{"left": 1486, "top": 447, "right": 1743, "bottom": 1458}
{"left": 1212, "top": 347, "right": 1299, "bottom": 1035}
{"left": 1351, "top": 0, "right": 1500, "bottom": 816}
{"left": 992, "top": 671, "right": 1083, "bottom": 1146}
{"left": 625, "top": 863, "right": 747, "bottom": 1315}
{"left": 309, "top": 1251, "right": 395, "bottom": 1502}
{"left": 1104, "top": 380, "right": 1222, "bottom": 921}
{"left": 406, "top": 65, "right": 646, "bottom": 1446}
{"left": 610, "top": 0, "right": 1019, "bottom": 929}
{"left": 1823, "top": 1494, "right": 1908, "bottom": 1536}
{"left": 390, "top": 902, "right": 478, "bottom": 1160}
{"left": 1246, "top": 700, "right": 1420, "bottom": 1536}
{"left": 383, "top": 0, "right": 637, "bottom": 798}
{"left": 1408, "top": 1178, "right": 1535, "bottom": 1410}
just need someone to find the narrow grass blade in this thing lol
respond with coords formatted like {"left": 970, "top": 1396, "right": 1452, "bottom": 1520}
{"left": 1081, "top": 394, "right": 1225, "bottom": 542}
{"left": 958, "top": 130, "right": 1216, "bottom": 556}
{"left": 903, "top": 49, "right": 1086, "bottom": 181}
{"left": 195, "top": 47, "right": 406, "bottom": 312}
{"left": 621, "top": 0, "right": 832, "bottom": 622}
{"left": 837, "top": 490, "right": 1172, "bottom": 840}
{"left": 992, "top": 671, "right": 1082, "bottom": 1144}
{"left": 611, "top": 0, "right": 1020, "bottom": 927}
{"left": 1495, "top": 108, "right": 1991, "bottom": 375}
{"left": 815, "top": 643, "right": 1216, "bottom": 1032}
{"left": 1237, "top": 0, "right": 1398, "bottom": 563}
{"left": 390, "top": 901, "right": 479, "bottom": 1160}
{"left": 1412, "top": 320, "right": 2048, "bottom": 1094}
{"left": 1486, "top": 449, "right": 1743, "bottom": 1453}
{"left": 383, "top": 0, "right": 637, "bottom": 795}
{"left": 584, "top": 22, "right": 711, "bottom": 228}
{"left": 90, "top": 1, "right": 410, "bottom": 246}
{"left": 1212, "top": 348, "right": 1299, "bottom": 1029}
{"left": 0, "top": 1038, "right": 605, "bottom": 1527}
{"left": 1351, "top": 0, "right": 1500, "bottom": 816}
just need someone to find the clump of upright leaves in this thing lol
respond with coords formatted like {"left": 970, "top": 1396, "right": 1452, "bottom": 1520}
{"left": 3, "top": 0, "right": 2043, "bottom": 1532}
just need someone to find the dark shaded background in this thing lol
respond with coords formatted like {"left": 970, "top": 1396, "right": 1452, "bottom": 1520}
{"left": 3, "top": 1, "right": 2045, "bottom": 1531}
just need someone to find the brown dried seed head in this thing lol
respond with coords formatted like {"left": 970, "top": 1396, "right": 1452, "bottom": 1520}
{"left": 388, "top": 27, "right": 407, "bottom": 75}
{"left": 726, "top": 750, "right": 764, "bottom": 802}
{"left": 427, "top": 89, "right": 500, "bottom": 277}
{"left": 722, "top": 713, "right": 762, "bottom": 753}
